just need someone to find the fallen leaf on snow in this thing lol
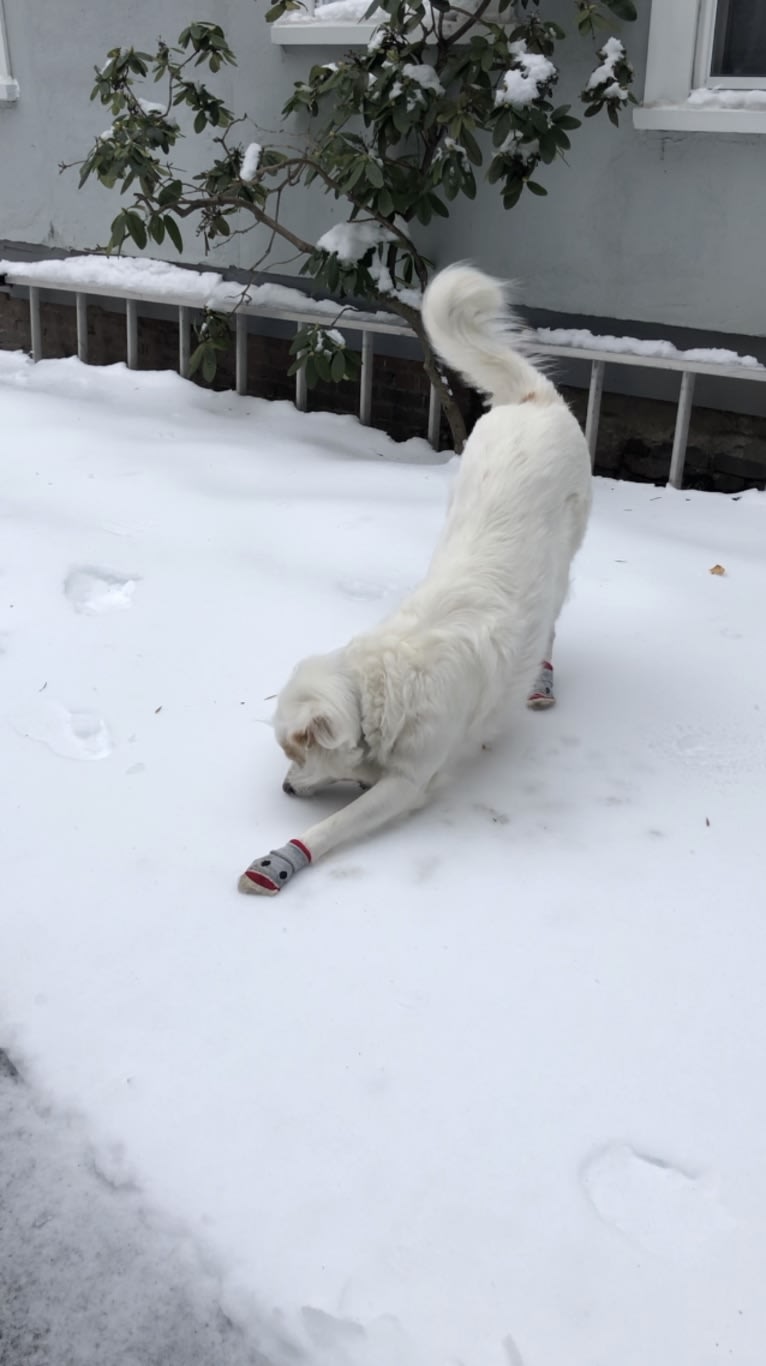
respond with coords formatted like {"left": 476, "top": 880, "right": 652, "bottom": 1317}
{"left": 709, "top": 564, "right": 726, "bottom": 576}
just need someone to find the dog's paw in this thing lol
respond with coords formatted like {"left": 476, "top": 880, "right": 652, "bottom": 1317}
{"left": 237, "top": 839, "right": 312, "bottom": 896}
{"left": 238, "top": 868, "right": 282, "bottom": 895}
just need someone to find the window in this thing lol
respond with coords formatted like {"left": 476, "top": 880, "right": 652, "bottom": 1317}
{"left": 0, "top": 0, "right": 19, "bottom": 104}
{"left": 634, "top": 0, "right": 766, "bottom": 131}
{"left": 706, "top": 0, "right": 766, "bottom": 84}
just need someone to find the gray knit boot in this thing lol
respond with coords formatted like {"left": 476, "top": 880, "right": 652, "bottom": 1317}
{"left": 238, "top": 839, "right": 312, "bottom": 895}
{"left": 527, "top": 660, "right": 555, "bottom": 710}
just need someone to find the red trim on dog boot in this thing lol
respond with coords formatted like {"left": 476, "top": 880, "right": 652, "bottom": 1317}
{"left": 289, "top": 838, "right": 312, "bottom": 864}
{"left": 240, "top": 869, "right": 280, "bottom": 895}
{"left": 527, "top": 660, "right": 555, "bottom": 710}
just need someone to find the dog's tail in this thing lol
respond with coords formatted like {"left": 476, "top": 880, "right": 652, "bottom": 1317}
{"left": 422, "top": 263, "right": 555, "bottom": 408}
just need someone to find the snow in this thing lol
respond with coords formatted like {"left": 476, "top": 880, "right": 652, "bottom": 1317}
{"left": 317, "top": 221, "right": 396, "bottom": 263}
{"left": 280, "top": 0, "right": 381, "bottom": 21}
{"left": 2, "top": 349, "right": 766, "bottom": 1366}
{"left": 0, "top": 255, "right": 403, "bottom": 325}
{"left": 586, "top": 35, "right": 628, "bottom": 95}
{"left": 138, "top": 98, "right": 170, "bottom": 117}
{"left": 400, "top": 62, "right": 444, "bottom": 96}
{"left": 495, "top": 41, "right": 557, "bottom": 108}
{"left": 536, "top": 325, "right": 764, "bottom": 371}
{"left": 0, "top": 254, "right": 227, "bottom": 304}
{"left": 368, "top": 257, "right": 422, "bottom": 311}
{"left": 240, "top": 142, "right": 263, "bottom": 182}
{"left": 688, "top": 86, "right": 766, "bottom": 111}
{"left": 0, "top": 1057, "right": 276, "bottom": 1366}
{"left": 316, "top": 327, "right": 346, "bottom": 350}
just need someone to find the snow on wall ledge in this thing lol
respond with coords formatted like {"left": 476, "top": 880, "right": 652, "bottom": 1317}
{"left": 536, "top": 326, "right": 764, "bottom": 372}
{"left": 0, "top": 254, "right": 393, "bottom": 323}
{"left": 3, "top": 254, "right": 765, "bottom": 376}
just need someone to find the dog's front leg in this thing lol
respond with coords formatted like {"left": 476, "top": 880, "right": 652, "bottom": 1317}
{"left": 238, "top": 774, "right": 427, "bottom": 896}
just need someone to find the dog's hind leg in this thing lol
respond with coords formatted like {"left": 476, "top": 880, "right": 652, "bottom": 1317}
{"left": 527, "top": 629, "right": 556, "bottom": 710}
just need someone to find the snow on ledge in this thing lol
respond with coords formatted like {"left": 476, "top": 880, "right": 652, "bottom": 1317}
{"left": 688, "top": 86, "right": 766, "bottom": 111}
{"left": 536, "top": 326, "right": 764, "bottom": 372}
{"left": 0, "top": 254, "right": 403, "bottom": 325}
{"left": 3, "top": 255, "right": 763, "bottom": 373}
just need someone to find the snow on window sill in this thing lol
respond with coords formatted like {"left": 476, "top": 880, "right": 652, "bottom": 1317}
{"left": 634, "top": 88, "right": 766, "bottom": 134}
{"left": 269, "top": 0, "right": 508, "bottom": 46}
{"left": 270, "top": 0, "right": 381, "bottom": 44}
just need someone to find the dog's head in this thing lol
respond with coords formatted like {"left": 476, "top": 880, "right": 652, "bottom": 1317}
{"left": 274, "top": 652, "right": 373, "bottom": 795}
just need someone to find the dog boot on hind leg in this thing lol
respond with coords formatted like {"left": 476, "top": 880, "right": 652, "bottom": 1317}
{"left": 527, "top": 660, "right": 555, "bottom": 710}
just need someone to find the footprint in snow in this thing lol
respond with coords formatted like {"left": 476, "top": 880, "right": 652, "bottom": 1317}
{"left": 580, "top": 1142, "right": 732, "bottom": 1258}
{"left": 64, "top": 566, "right": 138, "bottom": 615}
{"left": 11, "top": 699, "right": 113, "bottom": 761}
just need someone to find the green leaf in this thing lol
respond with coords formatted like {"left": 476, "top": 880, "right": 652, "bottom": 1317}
{"left": 428, "top": 193, "right": 448, "bottom": 218}
{"left": 125, "top": 210, "right": 147, "bottom": 249}
{"left": 331, "top": 350, "right": 346, "bottom": 382}
{"left": 526, "top": 180, "right": 548, "bottom": 196}
{"left": 314, "top": 351, "right": 332, "bottom": 383}
{"left": 158, "top": 179, "right": 183, "bottom": 207}
{"left": 366, "top": 159, "right": 384, "bottom": 188}
{"left": 604, "top": 0, "right": 637, "bottom": 20}
{"left": 202, "top": 350, "right": 217, "bottom": 384}
{"left": 163, "top": 216, "right": 183, "bottom": 252}
{"left": 461, "top": 128, "right": 482, "bottom": 166}
{"left": 392, "top": 106, "right": 412, "bottom": 136}
{"left": 492, "top": 111, "right": 513, "bottom": 148}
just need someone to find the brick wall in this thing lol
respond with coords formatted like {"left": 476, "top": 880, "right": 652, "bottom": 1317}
{"left": 2, "top": 291, "right": 765, "bottom": 491}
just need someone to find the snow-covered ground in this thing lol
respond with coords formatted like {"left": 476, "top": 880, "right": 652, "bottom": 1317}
{"left": 0, "top": 1051, "right": 273, "bottom": 1366}
{"left": 1, "top": 349, "right": 765, "bottom": 1366}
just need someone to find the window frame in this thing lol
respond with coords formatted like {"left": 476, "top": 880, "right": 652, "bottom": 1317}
{"left": 697, "top": 0, "right": 766, "bottom": 89}
{"left": 0, "top": 0, "right": 19, "bottom": 105}
{"left": 634, "top": 0, "right": 766, "bottom": 132}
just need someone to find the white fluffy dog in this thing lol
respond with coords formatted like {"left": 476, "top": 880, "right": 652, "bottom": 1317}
{"left": 239, "top": 264, "right": 592, "bottom": 895}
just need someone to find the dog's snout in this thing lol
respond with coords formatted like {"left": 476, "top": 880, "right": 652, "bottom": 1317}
{"left": 282, "top": 778, "right": 296, "bottom": 796}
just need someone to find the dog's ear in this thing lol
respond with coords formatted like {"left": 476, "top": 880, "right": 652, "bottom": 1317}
{"left": 288, "top": 716, "right": 334, "bottom": 754}
{"left": 306, "top": 714, "right": 335, "bottom": 747}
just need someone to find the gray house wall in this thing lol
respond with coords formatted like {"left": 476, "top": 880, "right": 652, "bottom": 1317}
{"left": 1, "top": 0, "right": 764, "bottom": 342}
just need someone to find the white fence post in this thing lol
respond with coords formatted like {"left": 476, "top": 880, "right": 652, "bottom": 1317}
{"left": 178, "top": 306, "right": 190, "bottom": 379}
{"left": 235, "top": 313, "right": 248, "bottom": 396}
{"left": 28, "top": 286, "right": 41, "bottom": 361}
{"left": 126, "top": 299, "right": 138, "bottom": 370}
{"left": 75, "top": 293, "right": 88, "bottom": 364}
{"left": 669, "top": 371, "right": 696, "bottom": 489}
{"left": 359, "top": 330, "right": 373, "bottom": 426}
{"left": 585, "top": 359, "right": 605, "bottom": 465}
{"left": 427, "top": 384, "right": 441, "bottom": 449}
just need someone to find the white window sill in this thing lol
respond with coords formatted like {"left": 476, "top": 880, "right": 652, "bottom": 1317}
{"left": 270, "top": 18, "right": 378, "bottom": 44}
{"left": 269, "top": 7, "right": 507, "bottom": 45}
{"left": 0, "top": 74, "right": 19, "bottom": 104}
{"left": 634, "top": 103, "right": 766, "bottom": 134}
